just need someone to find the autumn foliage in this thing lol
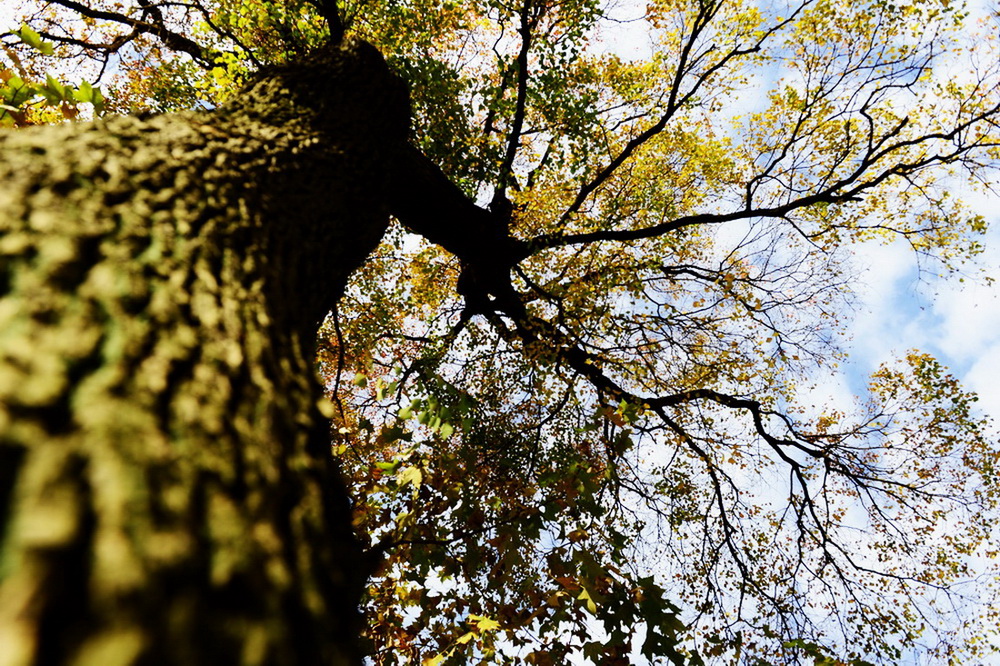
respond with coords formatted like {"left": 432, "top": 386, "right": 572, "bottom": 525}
{"left": 3, "top": 0, "right": 1000, "bottom": 663}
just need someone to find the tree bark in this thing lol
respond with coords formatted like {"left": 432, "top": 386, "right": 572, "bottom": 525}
{"left": 0, "top": 38, "right": 409, "bottom": 666}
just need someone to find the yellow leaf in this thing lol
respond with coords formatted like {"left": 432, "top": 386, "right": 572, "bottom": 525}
{"left": 470, "top": 614, "right": 500, "bottom": 632}
{"left": 577, "top": 587, "right": 597, "bottom": 614}
{"left": 397, "top": 466, "right": 423, "bottom": 488}
{"left": 456, "top": 631, "right": 476, "bottom": 645}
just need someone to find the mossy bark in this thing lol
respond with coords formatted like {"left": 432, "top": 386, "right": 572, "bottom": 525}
{"left": 0, "top": 38, "right": 409, "bottom": 666}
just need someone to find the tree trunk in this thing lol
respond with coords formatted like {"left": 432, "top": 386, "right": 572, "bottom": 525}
{"left": 0, "top": 38, "right": 409, "bottom": 666}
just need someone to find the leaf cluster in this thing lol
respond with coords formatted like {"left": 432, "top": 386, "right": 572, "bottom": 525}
{"left": 1, "top": 24, "right": 105, "bottom": 125}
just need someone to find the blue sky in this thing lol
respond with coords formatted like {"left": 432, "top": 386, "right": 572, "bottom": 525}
{"left": 835, "top": 197, "right": 1000, "bottom": 425}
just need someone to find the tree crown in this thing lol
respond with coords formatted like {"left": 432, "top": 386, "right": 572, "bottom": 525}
{"left": 3, "top": 0, "right": 999, "bottom": 662}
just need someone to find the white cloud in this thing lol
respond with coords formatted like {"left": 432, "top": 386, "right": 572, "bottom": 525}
{"left": 841, "top": 190, "right": 1000, "bottom": 424}
{"left": 932, "top": 277, "right": 1000, "bottom": 360}
{"left": 850, "top": 238, "right": 929, "bottom": 360}
{"left": 962, "top": 341, "right": 1000, "bottom": 420}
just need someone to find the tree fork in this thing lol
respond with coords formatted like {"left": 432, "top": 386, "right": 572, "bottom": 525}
{"left": 0, "top": 38, "right": 409, "bottom": 666}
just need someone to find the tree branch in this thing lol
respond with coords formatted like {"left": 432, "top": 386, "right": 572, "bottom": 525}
{"left": 305, "top": 0, "right": 345, "bottom": 45}
{"left": 551, "top": 4, "right": 806, "bottom": 231}
{"left": 491, "top": 0, "right": 540, "bottom": 217}
{"left": 44, "top": 0, "right": 212, "bottom": 65}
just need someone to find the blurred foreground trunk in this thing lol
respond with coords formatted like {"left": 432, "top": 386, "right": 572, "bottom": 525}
{"left": 0, "top": 38, "right": 409, "bottom": 666}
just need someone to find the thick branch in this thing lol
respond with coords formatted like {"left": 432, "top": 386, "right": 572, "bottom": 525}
{"left": 492, "top": 1, "right": 538, "bottom": 214}
{"left": 306, "top": 0, "right": 345, "bottom": 44}
{"left": 387, "top": 144, "right": 529, "bottom": 314}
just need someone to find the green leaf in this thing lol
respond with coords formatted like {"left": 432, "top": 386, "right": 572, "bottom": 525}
{"left": 73, "top": 80, "right": 94, "bottom": 103}
{"left": 15, "top": 24, "right": 54, "bottom": 55}
{"left": 40, "top": 74, "right": 70, "bottom": 104}
{"left": 90, "top": 86, "right": 105, "bottom": 114}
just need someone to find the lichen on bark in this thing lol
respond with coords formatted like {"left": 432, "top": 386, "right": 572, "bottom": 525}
{"left": 0, "top": 37, "right": 409, "bottom": 666}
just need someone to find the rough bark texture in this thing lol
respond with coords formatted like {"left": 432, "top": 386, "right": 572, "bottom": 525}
{"left": 0, "top": 38, "right": 409, "bottom": 666}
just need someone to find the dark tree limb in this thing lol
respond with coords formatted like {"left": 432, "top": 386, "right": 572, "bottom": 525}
{"left": 306, "top": 0, "right": 346, "bottom": 45}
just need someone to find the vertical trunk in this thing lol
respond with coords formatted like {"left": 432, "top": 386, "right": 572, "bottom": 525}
{"left": 0, "top": 39, "right": 409, "bottom": 666}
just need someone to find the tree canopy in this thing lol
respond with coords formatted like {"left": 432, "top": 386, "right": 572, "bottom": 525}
{"left": 3, "top": 0, "right": 1000, "bottom": 663}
